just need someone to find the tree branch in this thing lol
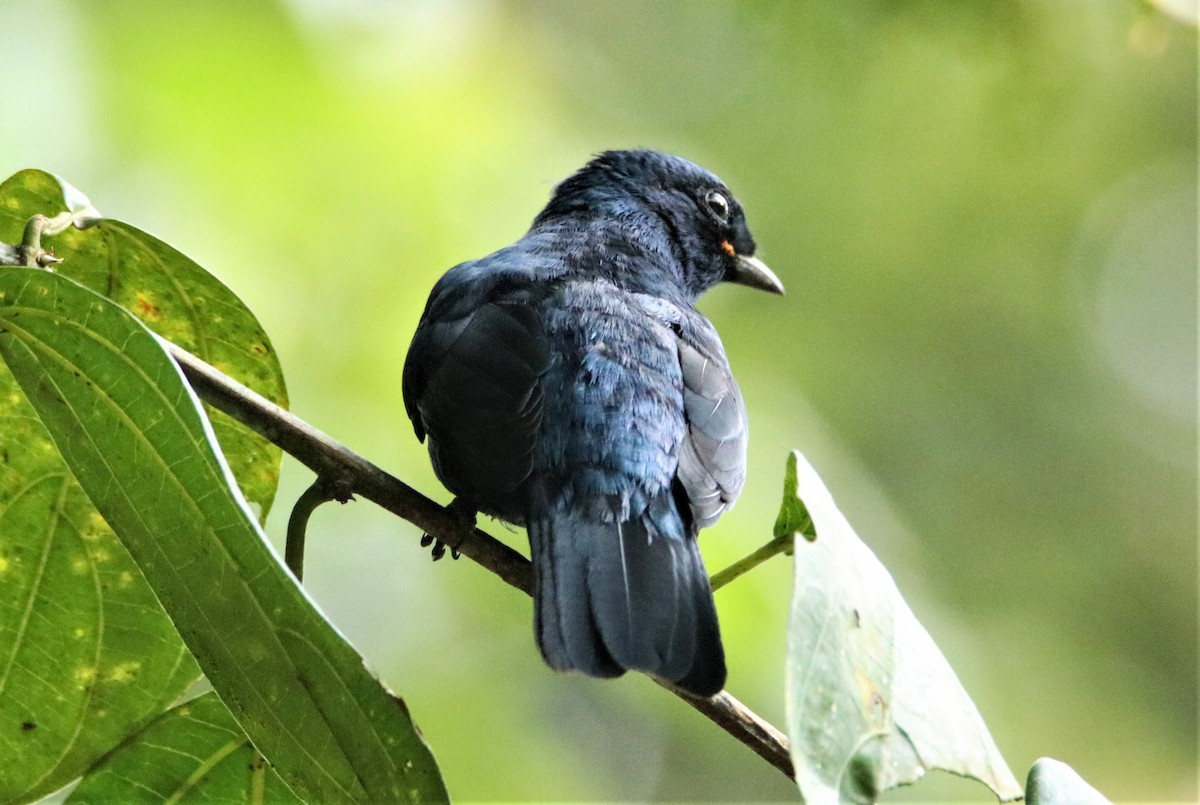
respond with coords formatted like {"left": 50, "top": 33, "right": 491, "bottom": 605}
{"left": 165, "top": 338, "right": 796, "bottom": 781}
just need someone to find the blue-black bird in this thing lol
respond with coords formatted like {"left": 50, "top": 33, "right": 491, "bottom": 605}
{"left": 402, "top": 150, "right": 782, "bottom": 697}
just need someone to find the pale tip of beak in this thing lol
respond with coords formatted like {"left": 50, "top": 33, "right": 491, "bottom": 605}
{"left": 731, "top": 254, "right": 785, "bottom": 295}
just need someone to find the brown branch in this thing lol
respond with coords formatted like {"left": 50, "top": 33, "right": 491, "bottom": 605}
{"left": 165, "top": 339, "right": 795, "bottom": 781}
{"left": 166, "top": 340, "right": 533, "bottom": 594}
{"left": 661, "top": 685, "right": 794, "bottom": 777}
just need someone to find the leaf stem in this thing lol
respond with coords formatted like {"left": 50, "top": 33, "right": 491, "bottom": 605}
{"left": 710, "top": 534, "right": 795, "bottom": 591}
{"left": 18, "top": 212, "right": 73, "bottom": 267}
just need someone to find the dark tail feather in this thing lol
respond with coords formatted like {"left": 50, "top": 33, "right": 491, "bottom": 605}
{"left": 528, "top": 500, "right": 726, "bottom": 697}
{"left": 673, "top": 541, "right": 726, "bottom": 697}
{"left": 531, "top": 512, "right": 623, "bottom": 679}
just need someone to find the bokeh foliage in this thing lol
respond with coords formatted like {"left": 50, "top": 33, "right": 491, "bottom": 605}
{"left": 2, "top": 1, "right": 1193, "bottom": 801}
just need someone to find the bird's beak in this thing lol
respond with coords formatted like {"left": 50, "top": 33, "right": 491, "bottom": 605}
{"left": 729, "top": 254, "right": 785, "bottom": 295}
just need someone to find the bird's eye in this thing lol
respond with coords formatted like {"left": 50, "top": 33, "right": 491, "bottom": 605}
{"left": 704, "top": 190, "right": 731, "bottom": 223}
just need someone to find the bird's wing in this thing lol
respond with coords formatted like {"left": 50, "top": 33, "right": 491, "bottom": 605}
{"left": 402, "top": 266, "right": 550, "bottom": 516}
{"left": 675, "top": 316, "right": 748, "bottom": 531}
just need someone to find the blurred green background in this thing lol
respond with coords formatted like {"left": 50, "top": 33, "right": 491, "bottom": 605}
{"left": 3, "top": 1, "right": 1195, "bottom": 801}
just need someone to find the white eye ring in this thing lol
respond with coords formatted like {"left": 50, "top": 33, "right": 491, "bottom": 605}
{"left": 705, "top": 190, "right": 731, "bottom": 222}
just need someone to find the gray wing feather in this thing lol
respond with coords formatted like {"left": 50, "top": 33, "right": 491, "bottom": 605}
{"left": 676, "top": 320, "right": 748, "bottom": 530}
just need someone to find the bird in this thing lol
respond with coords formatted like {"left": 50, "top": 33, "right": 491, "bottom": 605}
{"left": 402, "top": 150, "right": 783, "bottom": 698}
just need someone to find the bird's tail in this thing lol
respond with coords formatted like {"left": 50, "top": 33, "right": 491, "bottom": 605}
{"left": 528, "top": 493, "right": 726, "bottom": 698}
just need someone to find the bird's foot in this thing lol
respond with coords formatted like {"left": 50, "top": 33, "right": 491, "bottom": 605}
{"left": 421, "top": 498, "right": 476, "bottom": 561}
{"left": 419, "top": 532, "right": 459, "bottom": 561}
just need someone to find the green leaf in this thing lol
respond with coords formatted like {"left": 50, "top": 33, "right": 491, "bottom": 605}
{"left": 781, "top": 451, "right": 1022, "bottom": 803}
{"left": 1025, "top": 758, "right": 1111, "bottom": 805}
{"left": 67, "top": 691, "right": 300, "bottom": 804}
{"left": 773, "top": 445, "right": 814, "bottom": 541}
{"left": 0, "top": 168, "right": 288, "bottom": 801}
{"left": 0, "top": 268, "right": 448, "bottom": 803}
{"left": 0, "top": 168, "right": 286, "bottom": 520}
{"left": 0, "top": 323, "right": 199, "bottom": 803}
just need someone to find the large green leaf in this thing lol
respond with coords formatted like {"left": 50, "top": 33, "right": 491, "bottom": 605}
{"left": 0, "top": 314, "right": 199, "bottom": 802}
{"left": 0, "top": 268, "right": 447, "bottom": 802}
{"left": 0, "top": 429, "right": 199, "bottom": 803}
{"left": 0, "top": 169, "right": 288, "bottom": 802}
{"left": 0, "top": 168, "right": 286, "bottom": 519}
{"left": 67, "top": 691, "right": 300, "bottom": 804}
{"left": 781, "top": 451, "right": 1022, "bottom": 803}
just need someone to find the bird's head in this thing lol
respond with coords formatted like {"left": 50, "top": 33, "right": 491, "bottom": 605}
{"left": 535, "top": 150, "right": 784, "bottom": 301}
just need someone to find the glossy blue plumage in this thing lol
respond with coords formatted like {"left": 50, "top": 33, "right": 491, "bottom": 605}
{"left": 402, "top": 150, "right": 781, "bottom": 697}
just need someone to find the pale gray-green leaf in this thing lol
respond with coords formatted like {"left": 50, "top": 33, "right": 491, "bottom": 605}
{"left": 1025, "top": 757, "right": 1111, "bottom": 805}
{"left": 782, "top": 450, "right": 1022, "bottom": 803}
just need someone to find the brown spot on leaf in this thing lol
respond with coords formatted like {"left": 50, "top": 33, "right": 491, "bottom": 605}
{"left": 133, "top": 293, "right": 162, "bottom": 321}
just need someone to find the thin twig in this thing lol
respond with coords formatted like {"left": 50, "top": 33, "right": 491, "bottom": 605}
{"left": 658, "top": 684, "right": 793, "bottom": 777}
{"left": 19, "top": 212, "right": 72, "bottom": 267}
{"left": 710, "top": 534, "right": 794, "bottom": 591}
{"left": 164, "top": 338, "right": 795, "bottom": 781}
{"left": 0, "top": 214, "right": 70, "bottom": 268}
{"left": 286, "top": 477, "right": 353, "bottom": 581}
{"left": 0, "top": 241, "right": 22, "bottom": 266}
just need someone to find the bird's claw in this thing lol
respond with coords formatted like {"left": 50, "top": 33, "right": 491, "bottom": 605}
{"left": 422, "top": 499, "right": 473, "bottom": 561}
{"left": 420, "top": 535, "right": 462, "bottom": 561}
